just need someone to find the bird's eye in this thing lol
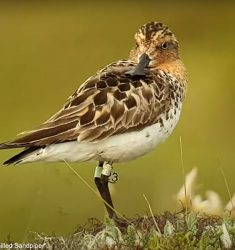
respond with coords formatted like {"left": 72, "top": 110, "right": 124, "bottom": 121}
{"left": 161, "top": 42, "right": 168, "bottom": 49}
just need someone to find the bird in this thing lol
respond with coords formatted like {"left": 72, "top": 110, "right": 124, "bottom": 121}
{"left": 0, "top": 22, "right": 187, "bottom": 222}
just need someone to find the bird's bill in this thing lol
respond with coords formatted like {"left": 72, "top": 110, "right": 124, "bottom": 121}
{"left": 126, "top": 53, "right": 151, "bottom": 76}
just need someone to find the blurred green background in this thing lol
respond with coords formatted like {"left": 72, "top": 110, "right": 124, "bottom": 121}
{"left": 0, "top": 1, "right": 235, "bottom": 242}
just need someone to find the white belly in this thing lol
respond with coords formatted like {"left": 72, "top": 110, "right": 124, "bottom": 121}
{"left": 22, "top": 106, "right": 182, "bottom": 164}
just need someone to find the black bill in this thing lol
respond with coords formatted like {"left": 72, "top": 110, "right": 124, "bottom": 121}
{"left": 126, "top": 53, "right": 151, "bottom": 76}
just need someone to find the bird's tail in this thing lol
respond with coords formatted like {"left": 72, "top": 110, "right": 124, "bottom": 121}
{"left": 0, "top": 142, "right": 22, "bottom": 149}
{"left": 0, "top": 141, "right": 40, "bottom": 165}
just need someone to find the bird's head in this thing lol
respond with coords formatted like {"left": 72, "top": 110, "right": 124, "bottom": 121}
{"left": 129, "top": 22, "right": 179, "bottom": 69}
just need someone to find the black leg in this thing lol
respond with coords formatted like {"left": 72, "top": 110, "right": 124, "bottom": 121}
{"left": 94, "top": 162, "right": 116, "bottom": 218}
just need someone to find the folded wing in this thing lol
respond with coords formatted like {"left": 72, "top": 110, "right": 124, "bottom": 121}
{"left": 0, "top": 61, "right": 172, "bottom": 149}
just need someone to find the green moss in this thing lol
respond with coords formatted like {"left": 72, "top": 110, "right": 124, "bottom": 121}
{"left": 25, "top": 212, "right": 235, "bottom": 250}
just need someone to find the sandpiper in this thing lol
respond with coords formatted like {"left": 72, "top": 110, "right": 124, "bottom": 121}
{"left": 0, "top": 22, "right": 187, "bottom": 221}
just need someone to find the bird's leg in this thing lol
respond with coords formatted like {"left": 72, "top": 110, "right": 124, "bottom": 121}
{"left": 94, "top": 162, "right": 129, "bottom": 229}
{"left": 94, "top": 161, "right": 116, "bottom": 219}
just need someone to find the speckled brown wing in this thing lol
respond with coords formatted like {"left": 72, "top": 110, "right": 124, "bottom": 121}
{"left": 2, "top": 60, "right": 174, "bottom": 148}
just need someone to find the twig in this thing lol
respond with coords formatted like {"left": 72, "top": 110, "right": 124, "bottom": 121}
{"left": 143, "top": 194, "right": 162, "bottom": 236}
{"left": 179, "top": 136, "right": 188, "bottom": 212}
{"left": 220, "top": 167, "right": 234, "bottom": 210}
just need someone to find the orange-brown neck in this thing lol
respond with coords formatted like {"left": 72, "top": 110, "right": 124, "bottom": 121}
{"left": 154, "top": 59, "right": 187, "bottom": 82}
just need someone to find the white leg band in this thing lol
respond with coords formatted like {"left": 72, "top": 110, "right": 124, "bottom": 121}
{"left": 102, "top": 162, "right": 112, "bottom": 176}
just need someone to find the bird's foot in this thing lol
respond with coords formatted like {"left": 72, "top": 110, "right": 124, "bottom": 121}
{"left": 111, "top": 215, "right": 132, "bottom": 231}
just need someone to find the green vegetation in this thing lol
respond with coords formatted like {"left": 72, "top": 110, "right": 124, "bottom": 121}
{"left": 17, "top": 212, "right": 235, "bottom": 249}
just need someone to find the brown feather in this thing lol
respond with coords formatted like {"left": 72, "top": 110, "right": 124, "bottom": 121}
{"left": 3, "top": 60, "right": 185, "bottom": 147}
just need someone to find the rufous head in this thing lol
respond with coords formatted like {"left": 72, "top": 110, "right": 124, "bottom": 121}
{"left": 129, "top": 22, "right": 180, "bottom": 68}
